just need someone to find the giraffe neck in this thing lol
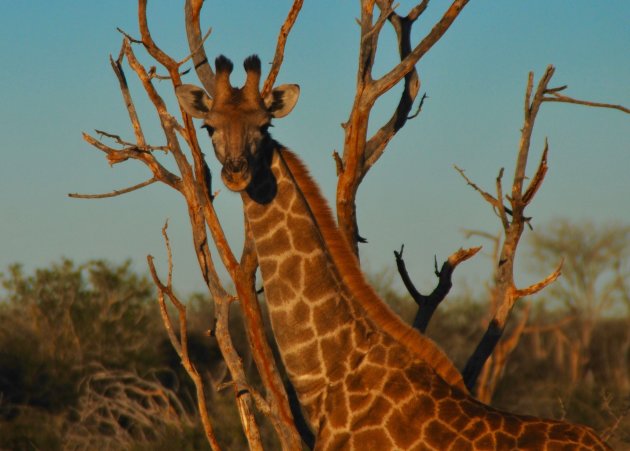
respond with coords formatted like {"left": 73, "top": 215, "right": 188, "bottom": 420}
{"left": 242, "top": 146, "right": 358, "bottom": 425}
{"left": 241, "top": 145, "right": 464, "bottom": 409}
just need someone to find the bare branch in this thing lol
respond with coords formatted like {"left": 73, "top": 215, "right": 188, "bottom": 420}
{"left": 395, "top": 245, "right": 481, "bottom": 332}
{"left": 68, "top": 177, "right": 158, "bottom": 199}
{"left": 262, "top": 0, "right": 304, "bottom": 97}
{"left": 513, "top": 65, "right": 555, "bottom": 205}
{"left": 333, "top": 150, "right": 344, "bottom": 176}
{"left": 495, "top": 168, "right": 509, "bottom": 230}
{"left": 543, "top": 91, "right": 630, "bottom": 114}
{"left": 178, "top": 27, "right": 213, "bottom": 67}
{"left": 522, "top": 139, "right": 549, "bottom": 205}
{"left": 514, "top": 259, "right": 563, "bottom": 298}
{"left": 407, "top": 92, "right": 428, "bottom": 120}
{"left": 184, "top": 0, "right": 215, "bottom": 95}
{"left": 371, "top": 0, "right": 470, "bottom": 100}
{"left": 110, "top": 40, "right": 146, "bottom": 147}
{"left": 147, "top": 223, "right": 220, "bottom": 451}
{"left": 454, "top": 165, "right": 503, "bottom": 213}
{"left": 408, "top": 0, "right": 430, "bottom": 20}
{"left": 95, "top": 129, "right": 169, "bottom": 153}
{"left": 137, "top": 0, "right": 178, "bottom": 72}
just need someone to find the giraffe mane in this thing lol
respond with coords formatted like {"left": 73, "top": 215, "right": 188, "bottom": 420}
{"left": 279, "top": 149, "right": 467, "bottom": 393}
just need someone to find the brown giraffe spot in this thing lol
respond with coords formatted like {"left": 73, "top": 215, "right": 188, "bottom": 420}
{"left": 256, "top": 228, "right": 291, "bottom": 256}
{"left": 345, "top": 363, "right": 387, "bottom": 393}
{"left": 386, "top": 342, "right": 412, "bottom": 368}
{"left": 459, "top": 398, "right": 486, "bottom": 419}
{"left": 449, "top": 436, "right": 474, "bottom": 451}
{"left": 350, "top": 318, "right": 372, "bottom": 352}
{"left": 410, "top": 442, "right": 433, "bottom": 451}
{"left": 548, "top": 422, "right": 580, "bottom": 442}
{"left": 437, "top": 398, "right": 464, "bottom": 424}
{"left": 313, "top": 296, "right": 346, "bottom": 335}
{"left": 424, "top": 419, "right": 458, "bottom": 449}
{"left": 485, "top": 411, "right": 503, "bottom": 431}
{"left": 382, "top": 369, "right": 412, "bottom": 404}
{"left": 494, "top": 430, "right": 517, "bottom": 449}
{"left": 387, "top": 394, "right": 435, "bottom": 448}
{"left": 404, "top": 362, "right": 433, "bottom": 393}
{"left": 274, "top": 180, "right": 293, "bottom": 209}
{"left": 547, "top": 441, "right": 580, "bottom": 451}
{"left": 287, "top": 214, "right": 320, "bottom": 254}
{"left": 290, "top": 300, "right": 311, "bottom": 325}
{"left": 517, "top": 422, "right": 548, "bottom": 450}
{"left": 351, "top": 395, "right": 392, "bottom": 430}
{"left": 278, "top": 254, "right": 302, "bottom": 289}
{"left": 244, "top": 202, "right": 265, "bottom": 221}
{"left": 386, "top": 406, "right": 423, "bottom": 449}
{"left": 258, "top": 257, "right": 278, "bottom": 279}
{"left": 367, "top": 343, "right": 387, "bottom": 366}
{"left": 320, "top": 328, "right": 352, "bottom": 383}
{"left": 428, "top": 376, "right": 453, "bottom": 402}
{"left": 502, "top": 413, "right": 523, "bottom": 437}
{"left": 351, "top": 427, "right": 393, "bottom": 451}
{"left": 326, "top": 431, "right": 351, "bottom": 450}
{"left": 283, "top": 340, "right": 320, "bottom": 375}
{"left": 324, "top": 383, "right": 349, "bottom": 429}
{"left": 348, "top": 392, "right": 373, "bottom": 413}
{"left": 268, "top": 280, "right": 297, "bottom": 307}
{"left": 302, "top": 255, "right": 334, "bottom": 301}
{"left": 460, "top": 418, "right": 488, "bottom": 441}
{"left": 270, "top": 307, "right": 311, "bottom": 349}
{"left": 472, "top": 432, "right": 496, "bottom": 450}
{"left": 250, "top": 205, "right": 285, "bottom": 227}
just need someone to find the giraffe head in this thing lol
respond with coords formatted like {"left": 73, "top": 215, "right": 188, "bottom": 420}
{"left": 176, "top": 55, "right": 299, "bottom": 192}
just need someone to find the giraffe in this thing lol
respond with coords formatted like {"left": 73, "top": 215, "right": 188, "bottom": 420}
{"left": 176, "top": 55, "right": 611, "bottom": 450}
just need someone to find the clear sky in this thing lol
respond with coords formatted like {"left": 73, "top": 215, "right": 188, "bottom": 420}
{"left": 1, "top": 1, "right": 628, "bottom": 298}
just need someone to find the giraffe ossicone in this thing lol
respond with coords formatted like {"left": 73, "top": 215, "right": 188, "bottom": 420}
{"left": 176, "top": 55, "right": 611, "bottom": 450}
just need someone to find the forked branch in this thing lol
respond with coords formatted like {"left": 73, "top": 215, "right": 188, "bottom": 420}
{"left": 395, "top": 245, "right": 481, "bottom": 332}
{"left": 337, "top": 0, "right": 470, "bottom": 254}
{"left": 457, "top": 66, "right": 629, "bottom": 396}
{"left": 147, "top": 223, "right": 220, "bottom": 451}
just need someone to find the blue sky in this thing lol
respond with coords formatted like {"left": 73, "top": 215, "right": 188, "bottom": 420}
{"left": 1, "top": 1, "right": 628, "bottom": 298}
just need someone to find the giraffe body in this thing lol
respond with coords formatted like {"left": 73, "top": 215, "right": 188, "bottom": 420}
{"left": 176, "top": 55, "right": 611, "bottom": 450}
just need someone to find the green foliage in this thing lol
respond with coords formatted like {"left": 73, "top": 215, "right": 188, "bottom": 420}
{"left": 3, "top": 218, "right": 630, "bottom": 450}
{"left": 0, "top": 259, "right": 208, "bottom": 450}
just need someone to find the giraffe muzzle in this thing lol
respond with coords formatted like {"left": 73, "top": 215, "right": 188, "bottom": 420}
{"left": 221, "top": 158, "right": 251, "bottom": 191}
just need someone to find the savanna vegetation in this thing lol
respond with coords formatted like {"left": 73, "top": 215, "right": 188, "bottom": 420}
{"left": 4, "top": 1, "right": 627, "bottom": 449}
{"left": 1, "top": 221, "right": 629, "bottom": 450}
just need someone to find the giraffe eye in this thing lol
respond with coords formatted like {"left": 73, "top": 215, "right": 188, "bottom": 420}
{"left": 201, "top": 124, "right": 215, "bottom": 137}
{"left": 260, "top": 123, "right": 273, "bottom": 134}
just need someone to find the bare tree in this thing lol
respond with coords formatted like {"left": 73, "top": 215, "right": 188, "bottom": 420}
{"left": 73, "top": 1, "right": 629, "bottom": 449}
{"left": 452, "top": 67, "right": 629, "bottom": 401}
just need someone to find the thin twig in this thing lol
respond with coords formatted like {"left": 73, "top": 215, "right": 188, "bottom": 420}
{"left": 95, "top": 130, "right": 169, "bottom": 153}
{"left": 544, "top": 92, "right": 630, "bottom": 114}
{"left": 68, "top": 178, "right": 158, "bottom": 199}
{"left": 178, "top": 27, "right": 213, "bottom": 67}
{"left": 147, "top": 224, "right": 220, "bottom": 451}
{"left": 262, "top": 0, "right": 304, "bottom": 96}
{"left": 407, "top": 92, "right": 428, "bottom": 120}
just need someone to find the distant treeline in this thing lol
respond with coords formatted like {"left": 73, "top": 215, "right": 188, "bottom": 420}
{"left": 1, "top": 251, "right": 628, "bottom": 449}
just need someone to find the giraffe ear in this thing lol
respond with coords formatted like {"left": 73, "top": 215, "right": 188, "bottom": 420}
{"left": 264, "top": 84, "right": 300, "bottom": 118}
{"left": 175, "top": 84, "right": 214, "bottom": 118}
